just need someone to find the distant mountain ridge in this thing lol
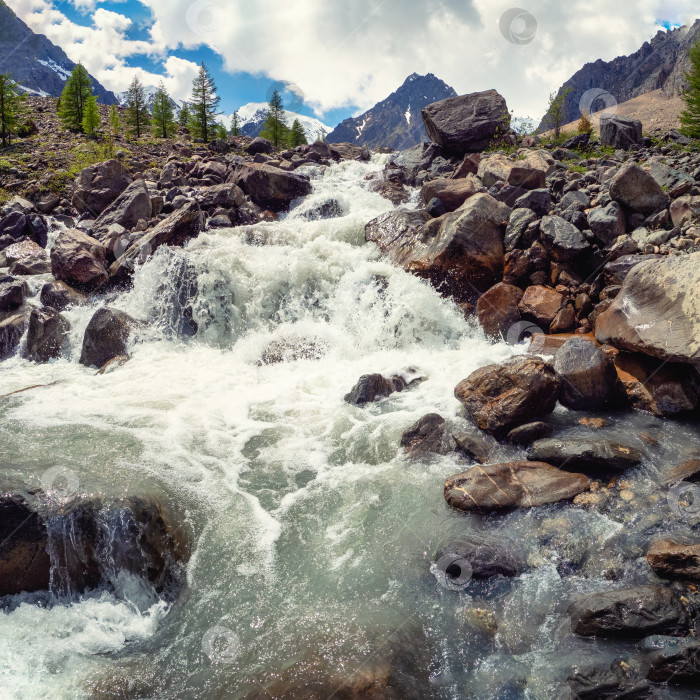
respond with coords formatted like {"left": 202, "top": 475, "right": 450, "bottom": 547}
{"left": 327, "top": 73, "right": 457, "bottom": 150}
{"left": 539, "top": 20, "right": 700, "bottom": 130}
{"left": 229, "top": 102, "right": 332, "bottom": 141}
{"left": 0, "top": 0, "right": 117, "bottom": 104}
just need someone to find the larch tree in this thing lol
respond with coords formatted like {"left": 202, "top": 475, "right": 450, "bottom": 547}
{"left": 125, "top": 76, "right": 149, "bottom": 138}
{"left": 189, "top": 63, "right": 220, "bottom": 143}
{"left": 230, "top": 110, "right": 241, "bottom": 137}
{"left": 260, "top": 89, "right": 288, "bottom": 149}
{"left": 289, "top": 118, "right": 308, "bottom": 147}
{"left": 0, "top": 73, "right": 24, "bottom": 147}
{"left": 152, "top": 82, "right": 176, "bottom": 138}
{"left": 82, "top": 94, "right": 101, "bottom": 136}
{"left": 58, "top": 64, "right": 92, "bottom": 130}
{"left": 681, "top": 39, "right": 700, "bottom": 138}
{"left": 109, "top": 104, "right": 121, "bottom": 135}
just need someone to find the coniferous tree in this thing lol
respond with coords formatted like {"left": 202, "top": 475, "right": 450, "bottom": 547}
{"left": 214, "top": 122, "right": 228, "bottom": 140}
{"left": 82, "top": 94, "right": 100, "bottom": 136}
{"left": 125, "top": 76, "right": 149, "bottom": 138}
{"left": 230, "top": 110, "right": 241, "bottom": 137}
{"left": 0, "top": 73, "right": 24, "bottom": 146}
{"left": 109, "top": 104, "right": 121, "bottom": 135}
{"left": 289, "top": 118, "right": 307, "bottom": 147}
{"left": 178, "top": 102, "right": 191, "bottom": 128}
{"left": 544, "top": 87, "right": 572, "bottom": 138}
{"left": 189, "top": 63, "right": 220, "bottom": 143}
{"left": 681, "top": 39, "right": 700, "bottom": 138}
{"left": 151, "top": 82, "right": 176, "bottom": 138}
{"left": 58, "top": 64, "right": 92, "bottom": 130}
{"left": 260, "top": 89, "right": 288, "bottom": 149}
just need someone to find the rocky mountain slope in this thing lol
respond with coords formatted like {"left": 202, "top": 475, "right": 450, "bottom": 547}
{"left": 0, "top": 0, "right": 116, "bottom": 104}
{"left": 327, "top": 73, "right": 457, "bottom": 150}
{"left": 539, "top": 19, "right": 700, "bottom": 130}
{"left": 231, "top": 103, "right": 331, "bottom": 141}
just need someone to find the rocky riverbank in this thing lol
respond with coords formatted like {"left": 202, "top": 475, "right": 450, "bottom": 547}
{"left": 2, "top": 90, "right": 700, "bottom": 697}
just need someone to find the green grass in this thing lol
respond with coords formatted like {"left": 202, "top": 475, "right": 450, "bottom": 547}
{"left": 567, "top": 164, "right": 588, "bottom": 173}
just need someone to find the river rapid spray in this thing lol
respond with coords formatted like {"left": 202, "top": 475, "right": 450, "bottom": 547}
{"left": 1, "top": 155, "right": 699, "bottom": 699}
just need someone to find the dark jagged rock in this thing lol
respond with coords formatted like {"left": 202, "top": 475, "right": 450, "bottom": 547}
{"left": 435, "top": 536, "right": 527, "bottom": 579}
{"left": 568, "top": 586, "right": 689, "bottom": 639}
{"left": 528, "top": 437, "right": 643, "bottom": 473}
{"left": 345, "top": 372, "right": 417, "bottom": 406}
{"left": 328, "top": 73, "right": 457, "bottom": 150}
{"left": 646, "top": 540, "right": 700, "bottom": 582}
{"left": 94, "top": 179, "right": 152, "bottom": 234}
{"left": 0, "top": 277, "right": 27, "bottom": 312}
{"left": 400, "top": 414, "right": 452, "bottom": 456}
{"left": 568, "top": 660, "right": 655, "bottom": 700}
{"left": 506, "top": 422, "right": 552, "bottom": 446}
{"left": 233, "top": 163, "right": 312, "bottom": 212}
{"left": 445, "top": 461, "right": 589, "bottom": 512}
{"left": 646, "top": 638, "right": 700, "bottom": 683}
{"left": 600, "top": 115, "right": 643, "bottom": 150}
{"left": 609, "top": 163, "right": 670, "bottom": 216}
{"left": 422, "top": 89, "right": 510, "bottom": 156}
{"left": 0, "top": 310, "right": 29, "bottom": 360}
{"left": 553, "top": 338, "right": 618, "bottom": 410}
{"left": 454, "top": 356, "right": 560, "bottom": 435}
{"left": 39, "top": 280, "right": 87, "bottom": 311}
{"left": 79, "top": 307, "right": 138, "bottom": 368}
{"left": 24, "top": 307, "right": 70, "bottom": 362}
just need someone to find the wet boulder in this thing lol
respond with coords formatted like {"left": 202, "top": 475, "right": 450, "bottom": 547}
{"left": 435, "top": 535, "right": 527, "bottom": 579}
{"left": 454, "top": 356, "right": 560, "bottom": 435}
{"left": 109, "top": 200, "right": 204, "bottom": 283}
{"left": 233, "top": 163, "right": 312, "bottom": 212}
{"left": 0, "top": 239, "right": 50, "bottom": 275}
{"left": 595, "top": 251, "right": 700, "bottom": 365}
{"left": 568, "top": 660, "right": 655, "bottom": 700}
{"left": 568, "top": 585, "right": 689, "bottom": 639}
{"left": 39, "top": 280, "right": 87, "bottom": 311}
{"left": 365, "top": 209, "right": 431, "bottom": 253}
{"left": 528, "top": 437, "right": 643, "bottom": 473}
{"left": 421, "top": 89, "right": 510, "bottom": 156}
{"left": 0, "top": 310, "right": 30, "bottom": 360}
{"left": 553, "top": 338, "right": 618, "bottom": 410}
{"left": 609, "top": 163, "right": 670, "bottom": 215}
{"left": 445, "top": 461, "right": 589, "bottom": 513}
{"left": 600, "top": 115, "right": 643, "bottom": 150}
{"left": 506, "top": 421, "right": 552, "bottom": 446}
{"left": 0, "top": 277, "right": 27, "bottom": 312}
{"left": 72, "top": 159, "right": 133, "bottom": 215}
{"left": 79, "top": 307, "right": 138, "bottom": 368}
{"left": 476, "top": 282, "right": 523, "bottom": 338}
{"left": 50, "top": 228, "right": 109, "bottom": 291}
{"left": 400, "top": 413, "right": 453, "bottom": 456}
{"left": 646, "top": 540, "right": 700, "bottom": 582}
{"left": 646, "top": 638, "right": 700, "bottom": 683}
{"left": 345, "top": 373, "right": 414, "bottom": 406}
{"left": 24, "top": 307, "right": 70, "bottom": 363}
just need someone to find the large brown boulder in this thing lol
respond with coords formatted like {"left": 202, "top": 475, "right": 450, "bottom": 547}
{"left": 94, "top": 179, "right": 152, "bottom": 234}
{"left": 444, "top": 461, "right": 589, "bottom": 512}
{"left": 609, "top": 163, "right": 670, "bottom": 215}
{"left": 421, "top": 89, "right": 510, "bottom": 156}
{"left": 109, "top": 200, "right": 203, "bottom": 283}
{"left": 647, "top": 540, "right": 700, "bottom": 582}
{"left": 420, "top": 174, "right": 484, "bottom": 212}
{"left": 369, "top": 194, "right": 510, "bottom": 302}
{"left": 568, "top": 586, "right": 689, "bottom": 639}
{"left": 518, "top": 285, "right": 564, "bottom": 327}
{"left": 454, "top": 356, "right": 560, "bottom": 435}
{"left": 595, "top": 252, "right": 700, "bottom": 365}
{"left": 79, "top": 307, "right": 138, "bottom": 368}
{"left": 476, "top": 282, "right": 523, "bottom": 338}
{"left": 50, "top": 228, "right": 109, "bottom": 291}
{"left": 72, "top": 159, "right": 133, "bottom": 215}
{"left": 233, "top": 163, "right": 312, "bottom": 211}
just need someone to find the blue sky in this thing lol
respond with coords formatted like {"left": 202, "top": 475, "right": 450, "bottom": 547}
{"left": 7, "top": 1, "right": 698, "bottom": 127}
